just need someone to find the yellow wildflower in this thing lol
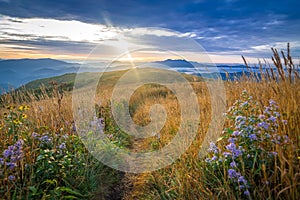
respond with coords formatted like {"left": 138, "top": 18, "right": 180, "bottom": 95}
{"left": 21, "top": 114, "right": 27, "bottom": 119}
{"left": 19, "top": 106, "right": 25, "bottom": 111}
{"left": 6, "top": 105, "right": 15, "bottom": 110}
{"left": 19, "top": 105, "right": 30, "bottom": 111}
{"left": 3, "top": 112, "right": 8, "bottom": 119}
{"left": 13, "top": 119, "right": 21, "bottom": 125}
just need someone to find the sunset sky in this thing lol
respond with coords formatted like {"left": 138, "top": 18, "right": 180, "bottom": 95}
{"left": 0, "top": 0, "right": 299, "bottom": 63}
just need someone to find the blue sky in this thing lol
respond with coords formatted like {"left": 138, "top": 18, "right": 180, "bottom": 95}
{"left": 0, "top": 0, "right": 299, "bottom": 63}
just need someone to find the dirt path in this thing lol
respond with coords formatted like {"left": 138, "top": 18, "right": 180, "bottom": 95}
{"left": 104, "top": 138, "right": 149, "bottom": 200}
{"left": 121, "top": 138, "right": 149, "bottom": 200}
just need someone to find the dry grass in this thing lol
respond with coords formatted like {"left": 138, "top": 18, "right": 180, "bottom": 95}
{"left": 0, "top": 44, "right": 299, "bottom": 199}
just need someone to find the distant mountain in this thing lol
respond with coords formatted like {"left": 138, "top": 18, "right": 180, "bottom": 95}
{"left": 17, "top": 68, "right": 204, "bottom": 94}
{"left": 1, "top": 58, "right": 289, "bottom": 94}
{"left": 0, "top": 58, "right": 80, "bottom": 92}
{"left": 154, "top": 59, "right": 197, "bottom": 68}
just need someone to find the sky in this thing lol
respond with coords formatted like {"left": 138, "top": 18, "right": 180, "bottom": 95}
{"left": 0, "top": 0, "right": 299, "bottom": 63}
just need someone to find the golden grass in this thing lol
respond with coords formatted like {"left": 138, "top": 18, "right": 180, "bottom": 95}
{"left": 0, "top": 44, "right": 299, "bottom": 199}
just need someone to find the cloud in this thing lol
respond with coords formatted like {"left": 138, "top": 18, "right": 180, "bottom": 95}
{"left": 0, "top": 15, "right": 119, "bottom": 43}
{"left": 0, "top": 0, "right": 299, "bottom": 63}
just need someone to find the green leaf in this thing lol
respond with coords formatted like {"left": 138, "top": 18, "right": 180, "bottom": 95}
{"left": 63, "top": 195, "right": 79, "bottom": 199}
{"left": 56, "top": 186, "right": 84, "bottom": 197}
{"left": 36, "top": 154, "right": 44, "bottom": 161}
{"left": 29, "top": 186, "right": 37, "bottom": 194}
{"left": 42, "top": 179, "right": 58, "bottom": 187}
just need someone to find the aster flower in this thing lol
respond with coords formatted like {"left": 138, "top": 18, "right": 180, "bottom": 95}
{"left": 228, "top": 137, "right": 236, "bottom": 143}
{"left": 8, "top": 175, "right": 16, "bottom": 181}
{"left": 249, "top": 134, "right": 257, "bottom": 141}
{"left": 31, "top": 132, "right": 40, "bottom": 139}
{"left": 228, "top": 169, "right": 239, "bottom": 179}
{"left": 257, "top": 122, "right": 269, "bottom": 130}
{"left": 258, "top": 114, "right": 265, "bottom": 119}
{"left": 268, "top": 116, "right": 277, "bottom": 123}
{"left": 269, "top": 99, "right": 277, "bottom": 106}
{"left": 39, "top": 135, "right": 52, "bottom": 144}
{"left": 232, "top": 131, "right": 241, "bottom": 136}
{"left": 208, "top": 142, "right": 219, "bottom": 154}
{"left": 3, "top": 149, "right": 12, "bottom": 158}
{"left": 244, "top": 190, "right": 250, "bottom": 196}
{"left": 59, "top": 143, "right": 66, "bottom": 149}
{"left": 0, "top": 157, "right": 4, "bottom": 165}
{"left": 230, "top": 161, "right": 237, "bottom": 168}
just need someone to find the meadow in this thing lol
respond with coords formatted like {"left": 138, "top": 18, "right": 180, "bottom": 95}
{"left": 0, "top": 45, "right": 299, "bottom": 199}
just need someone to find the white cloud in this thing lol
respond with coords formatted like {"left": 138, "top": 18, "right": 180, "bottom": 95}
{"left": 0, "top": 15, "right": 119, "bottom": 43}
{"left": 251, "top": 42, "right": 300, "bottom": 52}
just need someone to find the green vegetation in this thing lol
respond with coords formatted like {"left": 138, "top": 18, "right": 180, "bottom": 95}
{"left": 0, "top": 45, "right": 299, "bottom": 199}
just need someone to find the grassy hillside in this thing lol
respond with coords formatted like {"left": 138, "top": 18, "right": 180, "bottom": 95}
{"left": 0, "top": 46, "right": 299, "bottom": 199}
{"left": 17, "top": 69, "right": 202, "bottom": 91}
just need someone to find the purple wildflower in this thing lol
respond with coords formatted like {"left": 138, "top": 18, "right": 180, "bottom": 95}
{"left": 269, "top": 99, "right": 277, "bottom": 106}
{"left": 274, "top": 112, "right": 280, "bottom": 117}
{"left": 211, "top": 156, "right": 218, "bottom": 161}
{"left": 72, "top": 123, "right": 77, "bottom": 132}
{"left": 271, "top": 152, "right": 278, "bottom": 156}
{"left": 235, "top": 116, "right": 246, "bottom": 122}
{"left": 249, "top": 134, "right": 257, "bottom": 141}
{"left": 3, "top": 149, "right": 12, "bottom": 158}
{"left": 15, "top": 139, "right": 24, "bottom": 148}
{"left": 8, "top": 175, "right": 15, "bottom": 181}
{"left": 226, "top": 143, "right": 242, "bottom": 157}
{"left": 31, "top": 132, "right": 39, "bottom": 138}
{"left": 228, "top": 169, "right": 239, "bottom": 179}
{"left": 39, "top": 135, "right": 52, "bottom": 143}
{"left": 10, "top": 156, "right": 17, "bottom": 162}
{"left": 208, "top": 142, "right": 219, "bottom": 154}
{"left": 226, "top": 143, "right": 236, "bottom": 152}
{"left": 0, "top": 157, "right": 4, "bottom": 165}
{"left": 223, "top": 152, "right": 231, "bottom": 157}
{"left": 268, "top": 116, "right": 277, "bottom": 123}
{"left": 59, "top": 143, "right": 66, "bottom": 149}
{"left": 257, "top": 122, "right": 269, "bottom": 130}
{"left": 6, "top": 162, "right": 17, "bottom": 170}
{"left": 228, "top": 137, "right": 236, "bottom": 143}
{"left": 258, "top": 114, "right": 265, "bottom": 119}
{"left": 244, "top": 190, "right": 250, "bottom": 196}
{"left": 232, "top": 131, "right": 241, "bottom": 136}
{"left": 241, "top": 101, "right": 248, "bottom": 107}
{"left": 264, "top": 107, "right": 271, "bottom": 115}
{"left": 238, "top": 176, "right": 248, "bottom": 184}
{"left": 230, "top": 161, "right": 237, "bottom": 168}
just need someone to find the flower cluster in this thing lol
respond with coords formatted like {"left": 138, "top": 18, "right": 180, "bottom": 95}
{"left": 205, "top": 90, "right": 289, "bottom": 197}
{"left": 90, "top": 116, "right": 105, "bottom": 134}
{"left": 0, "top": 139, "right": 24, "bottom": 181}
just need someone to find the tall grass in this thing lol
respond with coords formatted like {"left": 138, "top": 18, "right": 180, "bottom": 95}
{"left": 123, "top": 44, "right": 300, "bottom": 200}
{"left": 0, "top": 84, "right": 127, "bottom": 199}
{"left": 0, "top": 44, "right": 299, "bottom": 199}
